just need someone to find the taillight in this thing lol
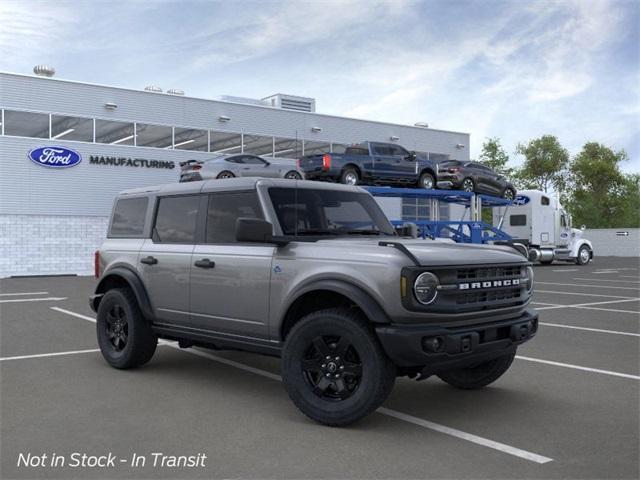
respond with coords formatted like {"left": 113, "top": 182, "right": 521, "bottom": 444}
{"left": 192, "top": 165, "right": 202, "bottom": 170}
{"left": 296, "top": 159, "right": 301, "bottom": 168}
{"left": 94, "top": 251, "right": 101, "bottom": 278}
{"left": 448, "top": 167, "right": 460, "bottom": 173}
{"left": 322, "top": 154, "right": 332, "bottom": 171}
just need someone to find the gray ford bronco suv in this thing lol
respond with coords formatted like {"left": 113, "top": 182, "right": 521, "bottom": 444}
{"left": 91, "top": 178, "right": 537, "bottom": 426}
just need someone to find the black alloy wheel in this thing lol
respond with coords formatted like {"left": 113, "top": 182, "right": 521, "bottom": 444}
{"left": 105, "top": 304, "right": 129, "bottom": 351}
{"left": 503, "top": 188, "right": 515, "bottom": 201}
{"left": 302, "top": 335, "right": 363, "bottom": 400}
{"left": 217, "top": 171, "right": 235, "bottom": 179}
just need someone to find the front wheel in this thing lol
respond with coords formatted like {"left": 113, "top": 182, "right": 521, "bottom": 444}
{"left": 576, "top": 245, "right": 591, "bottom": 265}
{"left": 284, "top": 170, "right": 302, "bottom": 180}
{"left": 437, "top": 350, "right": 515, "bottom": 389}
{"left": 97, "top": 288, "right": 157, "bottom": 369}
{"left": 503, "top": 188, "right": 516, "bottom": 201}
{"left": 461, "top": 177, "right": 475, "bottom": 192}
{"left": 282, "top": 308, "right": 395, "bottom": 426}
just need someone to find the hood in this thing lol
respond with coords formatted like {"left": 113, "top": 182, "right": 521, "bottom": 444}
{"left": 313, "top": 237, "right": 527, "bottom": 266}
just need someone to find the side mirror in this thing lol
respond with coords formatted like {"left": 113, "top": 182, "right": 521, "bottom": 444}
{"left": 407, "top": 151, "right": 417, "bottom": 161}
{"left": 236, "top": 218, "right": 288, "bottom": 245}
{"left": 264, "top": 161, "right": 270, "bottom": 167}
{"left": 395, "top": 222, "right": 418, "bottom": 238}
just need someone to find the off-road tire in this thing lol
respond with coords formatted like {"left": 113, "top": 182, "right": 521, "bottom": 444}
{"left": 282, "top": 308, "right": 395, "bottom": 426}
{"left": 339, "top": 168, "right": 359, "bottom": 186}
{"left": 97, "top": 288, "right": 157, "bottom": 369}
{"left": 437, "top": 349, "right": 516, "bottom": 390}
{"left": 576, "top": 245, "right": 591, "bottom": 265}
{"left": 216, "top": 171, "right": 235, "bottom": 179}
{"left": 418, "top": 172, "right": 435, "bottom": 190}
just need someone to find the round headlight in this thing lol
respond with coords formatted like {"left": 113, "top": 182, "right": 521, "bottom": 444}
{"left": 414, "top": 272, "right": 439, "bottom": 305}
{"left": 526, "top": 266, "right": 534, "bottom": 293}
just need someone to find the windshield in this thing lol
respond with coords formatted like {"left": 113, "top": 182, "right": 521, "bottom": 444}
{"left": 268, "top": 188, "right": 395, "bottom": 237}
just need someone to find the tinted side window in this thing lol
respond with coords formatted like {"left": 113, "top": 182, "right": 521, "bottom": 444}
{"left": 153, "top": 196, "right": 200, "bottom": 243}
{"left": 110, "top": 197, "right": 148, "bottom": 237}
{"left": 242, "top": 156, "right": 266, "bottom": 165}
{"left": 206, "top": 192, "right": 263, "bottom": 243}
{"left": 345, "top": 147, "right": 369, "bottom": 156}
{"left": 510, "top": 215, "right": 527, "bottom": 226}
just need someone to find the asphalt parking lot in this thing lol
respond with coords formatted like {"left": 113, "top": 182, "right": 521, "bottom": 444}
{"left": 1, "top": 256, "right": 638, "bottom": 479}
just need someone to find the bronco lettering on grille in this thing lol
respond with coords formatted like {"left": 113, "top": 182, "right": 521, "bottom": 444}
{"left": 458, "top": 279, "right": 520, "bottom": 290}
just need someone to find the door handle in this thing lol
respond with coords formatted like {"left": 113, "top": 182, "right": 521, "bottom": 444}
{"left": 194, "top": 258, "right": 215, "bottom": 269}
{"left": 140, "top": 256, "right": 158, "bottom": 265}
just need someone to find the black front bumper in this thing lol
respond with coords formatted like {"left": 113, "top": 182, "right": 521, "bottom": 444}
{"left": 375, "top": 309, "right": 538, "bottom": 374}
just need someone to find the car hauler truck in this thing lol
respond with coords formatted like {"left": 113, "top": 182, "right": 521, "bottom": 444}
{"left": 493, "top": 190, "right": 593, "bottom": 265}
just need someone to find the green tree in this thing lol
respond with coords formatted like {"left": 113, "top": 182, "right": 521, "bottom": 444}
{"left": 515, "top": 135, "right": 569, "bottom": 193}
{"left": 479, "top": 137, "right": 513, "bottom": 176}
{"left": 565, "top": 142, "right": 638, "bottom": 228}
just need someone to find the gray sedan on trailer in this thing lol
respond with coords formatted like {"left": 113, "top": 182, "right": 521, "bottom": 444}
{"left": 179, "top": 154, "right": 304, "bottom": 182}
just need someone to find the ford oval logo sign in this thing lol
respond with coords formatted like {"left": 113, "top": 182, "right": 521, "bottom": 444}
{"left": 28, "top": 146, "right": 82, "bottom": 168}
{"left": 513, "top": 195, "right": 530, "bottom": 206}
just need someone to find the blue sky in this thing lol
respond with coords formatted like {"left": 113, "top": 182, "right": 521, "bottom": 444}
{"left": 1, "top": 0, "right": 638, "bottom": 172}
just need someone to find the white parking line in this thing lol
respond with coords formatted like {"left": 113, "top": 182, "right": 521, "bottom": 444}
{"left": 573, "top": 278, "right": 640, "bottom": 284}
{"left": 621, "top": 275, "right": 640, "bottom": 279}
{"left": 551, "top": 269, "right": 579, "bottom": 272}
{"left": 0, "top": 291, "right": 49, "bottom": 296}
{"left": 48, "top": 307, "right": 553, "bottom": 464}
{"left": 0, "top": 349, "right": 100, "bottom": 362}
{"left": 0, "top": 297, "right": 67, "bottom": 304}
{"left": 533, "top": 298, "right": 640, "bottom": 311}
{"left": 535, "top": 290, "right": 636, "bottom": 299}
{"left": 539, "top": 322, "right": 640, "bottom": 337}
{"left": 51, "top": 307, "right": 96, "bottom": 323}
{"left": 536, "top": 282, "right": 639, "bottom": 291}
{"left": 516, "top": 356, "right": 640, "bottom": 380}
{"left": 378, "top": 408, "right": 553, "bottom": 464}
{"left": 574, "top": 306, "right": 639, "bottom": 315}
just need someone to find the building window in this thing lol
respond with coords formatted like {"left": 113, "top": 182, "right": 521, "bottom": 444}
{"left": 303, "top": 140, "right": 331, "bottom": 156}
{"left": 51, "top": 114, "right": 93, "bottom": 142}
{"left": 243, "top": 134, "right": 274, "bottom": 156}
{"left": 173, "top": 127, "right": 208, "bottom": 151}
{"left": 3, "top": 110, "right": 49, "bottom": 138}
{"left": 273, "top": 137, "right": 302, "bottom": 159}
{"left": 402, "top": 199, "right": 430, "bottom": 221}
{"left": 135, "top": 123, "right": 173, "bottom": 148}
{"left": 210, "top": 131, "right": 243, "bottom": 154}
{"left": 95, "top": 119, "right": 135, "bottom": 145}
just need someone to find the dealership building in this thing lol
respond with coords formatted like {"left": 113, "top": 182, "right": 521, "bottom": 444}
{"left": 0, "top": 69, "right": 470, "bottom": 277}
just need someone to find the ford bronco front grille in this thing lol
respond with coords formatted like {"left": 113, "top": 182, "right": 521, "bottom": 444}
{"left": 456, "top": 265, "right": 522, "bottom": 281}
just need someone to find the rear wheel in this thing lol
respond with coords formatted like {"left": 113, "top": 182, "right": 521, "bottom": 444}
{"left": 437, "top": 350, "right": 515, "bottom": 389}
{"left": 462, "top": 178, "right": 475, "bottom": 192}
{"left": 340, "top": 168, "right": 359, "bottom": 186}
{"left": 216, "top": 171, "right": 235, "bottom": 179}
{"left": 503, "top": 188, "right": 516, "bottom": 200}
{"left": 97, "top": 288, "right": 157, "bottom": 369}
{"left": 418, "top": 172, "right": 435, "bottom": 189}
{"left": 284, "top": 170, "right": 302, "bottom": 180}
{"left": 282, "top": 308, "right": 395, "bottom": 426}
{"left": 576, "top": 245, "right": 591, "bottom": 265}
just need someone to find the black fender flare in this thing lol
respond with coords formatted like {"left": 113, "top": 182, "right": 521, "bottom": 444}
{"left": 283, "top": 279, "right": 391, "bottom": 326}
{"left": 93, "top": 267, "right": 154, "bottom": 320}
{"left": 419, "top": 167, "right": 436, "bottom": 179}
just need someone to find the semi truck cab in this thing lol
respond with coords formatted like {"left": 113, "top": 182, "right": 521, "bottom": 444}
{"left": 493, "top": 190, "right": 593, "bottom": 265}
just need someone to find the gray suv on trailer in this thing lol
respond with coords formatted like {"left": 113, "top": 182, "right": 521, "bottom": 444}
{"left": 91, "top": 178, "right": 538, "bottom": 426}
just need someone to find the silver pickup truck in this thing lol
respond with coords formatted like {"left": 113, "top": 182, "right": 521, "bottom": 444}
{"left": 90, "top": 178, "right": 537, "bottom": 426}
